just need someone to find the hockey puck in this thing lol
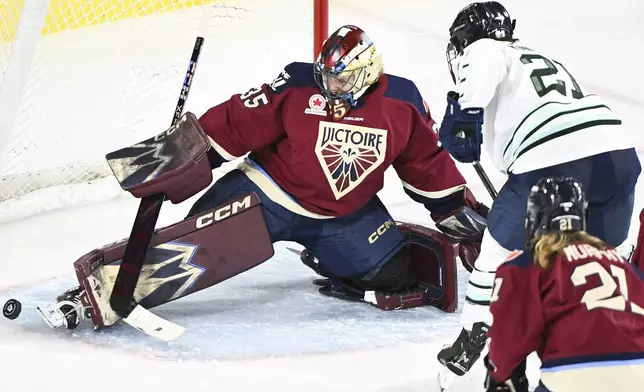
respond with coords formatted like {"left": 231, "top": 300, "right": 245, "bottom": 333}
{"left": 3, "top": 299, "right": 22, "bottom": 320}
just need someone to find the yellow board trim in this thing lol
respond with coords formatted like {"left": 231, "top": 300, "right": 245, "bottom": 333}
{"left": 42, "top": 0, "right": 222, "bottom": 34}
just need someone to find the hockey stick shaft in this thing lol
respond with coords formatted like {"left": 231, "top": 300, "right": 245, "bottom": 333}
{"left": 110, "top": 36, "right": 205, "bottom": 318}
{"left": 473, "top": 161, "right": 498, "bottom": 200}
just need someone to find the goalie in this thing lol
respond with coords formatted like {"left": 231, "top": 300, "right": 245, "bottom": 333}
{"left": 44, "top": 25, "right": 489, "bottom": 332}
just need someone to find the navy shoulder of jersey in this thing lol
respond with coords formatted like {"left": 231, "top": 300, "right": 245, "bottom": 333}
{"left": 382, "top": 74, "right": 427, "bottom": 118}
{"left": 502, "top": 249, "right": 534, "bottom": 269}
{"left": 269, "top": 62, "right": 318, "bottom": 95}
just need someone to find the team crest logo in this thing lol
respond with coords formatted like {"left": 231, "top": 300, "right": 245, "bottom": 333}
{"left": 305, "top": 94, "right": 327, "bottom": 116}
{"left": 315, "top": 121, "right": 387, "bottom": 199}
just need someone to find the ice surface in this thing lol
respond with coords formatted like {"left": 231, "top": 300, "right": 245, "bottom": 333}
{"left": 1, "top": 1, "right": 643, "bottom": 391}
{"left": 2, "top": 244, "right": 469, "bottom": 361}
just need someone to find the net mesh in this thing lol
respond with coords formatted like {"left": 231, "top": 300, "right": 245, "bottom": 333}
{"left": 0, "top": 0, "right": 318, "bottom": 206}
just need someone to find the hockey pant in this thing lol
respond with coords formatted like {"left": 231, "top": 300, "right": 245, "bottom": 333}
{"left": 189, "top": 159, "right": 459, "bottom": 311}
{"left": 461, "top": 148, "right": 641, "bottom": 329}
{"left": 188, "top": 159, "right": 409, "bottom": 279}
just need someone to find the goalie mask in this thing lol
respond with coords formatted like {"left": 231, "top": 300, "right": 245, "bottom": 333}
{"left": 525, "top": 176, "right": 588, "bottom": 247}
{"left": 314, "top": 25, "right": 383, "bottom": 106}
{"left": 446, "top": 1, "right": 515, "bottom": 83}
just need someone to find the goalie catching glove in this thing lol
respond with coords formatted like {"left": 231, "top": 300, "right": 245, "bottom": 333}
{"left": 431, "top": 188, "right": 488, "bottom": 272}
{"left": 106, "top": 112, "right": 213, "bottom": 203}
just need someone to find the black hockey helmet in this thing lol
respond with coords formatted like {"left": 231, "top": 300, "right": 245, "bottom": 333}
{"left": 446, "top": 1, "right": 515, "bottom": 82}
{"left": 525, "top": 176, "right": 588, "bottom": 246}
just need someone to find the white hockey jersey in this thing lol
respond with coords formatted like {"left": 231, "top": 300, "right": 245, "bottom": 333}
{"left": 453, "top": 39, "right": 635, "bottom": 174}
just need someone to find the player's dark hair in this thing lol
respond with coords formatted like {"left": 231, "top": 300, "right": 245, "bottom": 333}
{"left": 530, "top": 231, "right": 607, "bottom": 268}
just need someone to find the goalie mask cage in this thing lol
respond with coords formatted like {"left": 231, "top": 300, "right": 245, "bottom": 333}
{"left": 0, "top": 0, "right": 328, "bottom": 222}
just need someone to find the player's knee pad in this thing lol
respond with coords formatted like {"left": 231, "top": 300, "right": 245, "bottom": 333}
{"left": 461, "top": 231, "right": 512, "bottom": 327}
{"left": 474, "top": 230, "right": 512, "bottom": 272}
{"left": 74, "top": 193, "right": 273, "bottom": 330}
{"left": 465, "top": 231, "right": 511, "bottom": 298}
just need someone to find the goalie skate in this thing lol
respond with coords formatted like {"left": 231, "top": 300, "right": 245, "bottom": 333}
{"left": 37, "top": 286, "right": 90, "bottom": 330}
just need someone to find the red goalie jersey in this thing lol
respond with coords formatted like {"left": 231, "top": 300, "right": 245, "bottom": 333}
{"left": 198, "top": 62, "right": 468, "bottom": 217}
{"left": 488, "top": 243, "right": 644, "bottom": 392}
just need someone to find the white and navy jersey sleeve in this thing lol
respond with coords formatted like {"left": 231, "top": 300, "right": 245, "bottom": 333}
{"left": 455, "top": 39, "right": 508, "bottom": 110}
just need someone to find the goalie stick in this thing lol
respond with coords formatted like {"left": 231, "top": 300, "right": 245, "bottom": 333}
{"left": 107, "top": 36, "right": 205, "bottom": 339}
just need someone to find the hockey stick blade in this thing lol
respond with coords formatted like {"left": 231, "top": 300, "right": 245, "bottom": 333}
{"left": 286, "top": 246, "right": 304, "bottom": 257}
{"left": 36, "top": 306, "right": 57, "bottom": 328}
{"left": 122, "top": 305, "right": 185, "bottom": 342}
{"left": 437, "top": 366, "right": 457, "bottom": 391}
{"left": 109, "top": 36, "right": 205, "bottom": 318}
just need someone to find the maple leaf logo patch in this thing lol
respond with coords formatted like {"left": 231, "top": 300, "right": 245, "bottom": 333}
{"left": 315, "top": 121, "right": 387, "bottom": 199}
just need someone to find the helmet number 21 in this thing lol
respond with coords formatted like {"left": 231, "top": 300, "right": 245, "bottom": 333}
{"left": 520, "top": 54, "right": 584, "bottom": 99}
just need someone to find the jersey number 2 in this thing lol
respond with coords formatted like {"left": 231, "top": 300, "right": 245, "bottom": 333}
{"left": 571, "top": 261, "right": 644, "bottom": 315}
{"left": 520, "top": 54, "right": 584, "bottom": 99}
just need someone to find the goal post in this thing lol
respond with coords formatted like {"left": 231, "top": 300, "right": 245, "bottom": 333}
{"left": 0, "top": 0, "right": 328, "bottom": 223}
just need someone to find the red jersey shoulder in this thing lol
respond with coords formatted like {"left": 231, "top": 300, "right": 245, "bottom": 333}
{"left": 231, "top": 62, "right": 317, "bottom": 110}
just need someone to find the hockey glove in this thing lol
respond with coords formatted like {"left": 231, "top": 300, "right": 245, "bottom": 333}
{"left": 483, "top": 355, "right": 529, "bottom": 392}
{"left": 455, "top": 200, "right": 488, "bottom": 272}
{"left": 438, "top": 91, "right": 483, "bottom": 163}
{"left": 432, "top": 190, "right": 489, "bottom": 272}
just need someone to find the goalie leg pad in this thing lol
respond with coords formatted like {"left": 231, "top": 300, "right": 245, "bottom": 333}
{"left": 326, "top": 223, "right": 458, "bottom": 312}
{"left": 375, "top": 222, "right": 458, "bottom": 312}
{"left": 74, "top": 193, "right": 273, "bottom": 329}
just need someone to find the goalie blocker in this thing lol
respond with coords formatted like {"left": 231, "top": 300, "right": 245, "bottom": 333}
{"left": 70, "top": 112, "right": 460, "bottom": 330}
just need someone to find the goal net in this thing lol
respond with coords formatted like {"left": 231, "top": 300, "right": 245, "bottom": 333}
{"left": 0, "top": 0, "right": 327, "bottom": 222}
